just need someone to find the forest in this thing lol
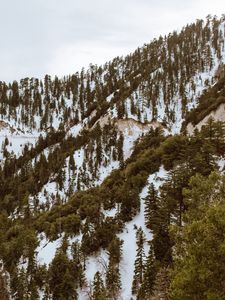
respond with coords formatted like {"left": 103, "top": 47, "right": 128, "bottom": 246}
{"left": 0, "top": 15, "right": 225, "bottom": 299}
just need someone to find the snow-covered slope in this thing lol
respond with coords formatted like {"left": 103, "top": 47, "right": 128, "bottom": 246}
{"left": 34, "top": 166, "right": 168, "bottom": 300}
{"left": 3, "top": 16, "right": 225, "bottom": 300}
{"left": 118, "top": 166, "right": 168, "bottom": 299}
{"left": 0, "top": 121, "right": 38, "bottom": 160}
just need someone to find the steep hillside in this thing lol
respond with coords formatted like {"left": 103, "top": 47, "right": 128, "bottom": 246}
{"left": 1, "top": 15, "right": 225, "bottom": 300}
{"left": 183, "top": 73, "right": 225, "bottom": 134}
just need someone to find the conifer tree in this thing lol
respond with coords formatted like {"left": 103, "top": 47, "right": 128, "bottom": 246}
{"left": 92, "top": 271, "right": 107, "bottom": 300}
{"left": 144, "top": 183, "right": 159, "bottom": 230}
{"left": 69, "top": 153, "right": 76, "bottom": 174}
{"left": 71, "top": 241, "right": 86, "bottom": 288}
{"left": 132, "top": 227, "right": 146, "bottom": 295}
{"left": 106, "top": 237, "right": 123, "bottom": 299}
{"left": 137, "top": 244, "right": 158, "bottom": 299}
{"left": 106, "top": 264, "right": 121, "bottom": 299}
{"left": 214, "top": 120, "right": 225, "bottom": 155}
{"left": 117, "top": 134, "right": 124, "bottom": 167}
{"left": 49, "top": 250, "right": 78, "bottom": 299}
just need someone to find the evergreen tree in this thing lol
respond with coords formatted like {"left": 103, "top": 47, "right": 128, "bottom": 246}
{"left": 71, "top": 241, "right": 86, "bottom": 288}
{"left": 106, "top": 264, "right": 121, "bottom": 299}
{"left": 144, "top": 183, "right": 159, "bottom": 230}
{"left": 92, "top": 271, "right": 107, "bottom": 300}
{"left": 69, "top": 153, "right": 76, "bottom": 175}
{"left": 137, "top": 244, "right": 158, "bottom": 299}
{"left": 49, "top": 250, "right": 78, "bottom": 300}
{"left": 117, "top": 133, "right": 124, "bottom": 167}
{"left": 106, "top": 237, "right": 123, "bottom": 299}
{"left": 132, "top": 227, "right": 146, "bottom": 295}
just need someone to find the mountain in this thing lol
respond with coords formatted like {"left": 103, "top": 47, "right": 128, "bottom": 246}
{"left": 1, "top": 15, "right": 225, "bottom": 299}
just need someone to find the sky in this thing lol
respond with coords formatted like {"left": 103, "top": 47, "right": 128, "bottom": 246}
{"left": 0, "top": 0, "right": 225, "bottom": 82}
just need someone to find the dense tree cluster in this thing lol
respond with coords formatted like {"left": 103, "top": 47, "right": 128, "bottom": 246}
{"left": 170, "top": 172, "right": 225, "bottom": 299}
{"left": 0, "top": 117, "right": 224, "bottom": 298}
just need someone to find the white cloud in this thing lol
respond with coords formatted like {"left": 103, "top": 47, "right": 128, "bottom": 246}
{"left": 0, "top": 0, "right": 225, "bottom": 81}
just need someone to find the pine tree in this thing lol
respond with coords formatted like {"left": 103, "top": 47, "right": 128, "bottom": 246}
{"left": 106, "top": 237, "right": 123, "bottom": 299}
{"left": 117, "top": 134, "right": 124, "bottom": 167}
{"left": 92, "top": 271, "right": 107, "bottom": 300}
{"left": 137, "top": 244, "right": 158, "bottom": 299}
{"left": 71, "top": 241, "right": 86, "bottom": 288}
{"left": 151, "top": 267, "right": 170, "bottom": 300}
{"left": 49, "top": 250, "right": 78, "bottom": 299}
{"left": 9, "top": 267, "right": 24, "bottom": 299}
{"left": 213, "top": 120, "right": 225, "bottom": 155}
{"left": 107, "top": 237, "right": 123, "bottom": 265}
{"left": 144, "top": 183, "right": 159, "bottom": 230}
{"left": 106, "top": 263, "right": 121, "bottom": 299}
{"left": 132, "top": 227, "right": 146, "bottom": 295}
{"left": 69, "top": 153, "right": 76, "bottom": 175}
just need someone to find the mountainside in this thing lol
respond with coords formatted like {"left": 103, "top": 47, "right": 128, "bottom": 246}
{"left": 1, "top": 15, "right": 225, "bottom": 300}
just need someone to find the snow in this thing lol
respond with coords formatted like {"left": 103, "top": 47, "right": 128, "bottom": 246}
{"left": 116, "top": 119, "right": 162, "bottom": 160}
{"left": 187, "top": 103, "right": 225, "bottom": 135}
{"left": 216, "top": 157, "right": 225, "bottom": 172}
{"left": 118, "top": 165, "right": 168, "bottom": 300}
{"left": 75, "top": 148, "right": 85, "bottom": 168}
{"left": 169, "top": 95, "right": 183, "bottom": 134}
{"left": 36, "top": 233, "right": 84, "bottom": 268}
{"left": 69, "top": 166, "right": 168, "bottom": 299}
{"left": 66, "top": 123, "right": 82, "bottom": 138}
{"left": 148, "top": 165, "right": 168, "bottom": 190}
{"left": 103, "top": 207, "right": 118, "bottom": 218}
{"left": 0, "top": 130, "right": 38, "bottom": 160}
{"left": 106, "top": 93, "right": 115, "bottom": 102}
{"left": 186, "top": 23, "right": 225, "bottom": 135}
{"left": 34, "top": 163, "right": 168, "bottom": 299}
{"left": 4, "top": 19, "right": 225, "bottom": 299}
{"left": 96, "top": 160, "right": 120, "bottom": 185}
{"left": 36, "top": 181, "right": 59, "bottom": 205}
{"left": 18, "top": 257, "right": 28, "bottom": 271}
{"left": 122, "top": 126, "right": 145, "bottom": 160}
{"left": 33, "top": 146, "right": 120, "bottom": 207}
{"left": 78, "top": 250, "right": 109, "bottom": 300}
{"left": 85, "top": 250, "right": 109, "bottom": 284}
{"left": 37, "top": 235, "right": 62, "bottom": 265}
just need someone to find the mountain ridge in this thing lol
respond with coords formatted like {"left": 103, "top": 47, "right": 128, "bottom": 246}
{"left": 1, "top": 15, "right": 225, "bottom": 299}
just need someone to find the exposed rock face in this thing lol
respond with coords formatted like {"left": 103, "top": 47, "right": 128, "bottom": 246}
{"left": 92, "top": 114, "right": 165, "bottom": 159}
{"left": 187, "top": 103, "right": 225, "bottom": 135}
{"left": 115, "top": 118, "right": 164, "bottom": 159}
{"left": 93, "top": 114, "right": 112, "bottom": 129}
{"left": 93, "top": 113, "right": 163, "bottom": 133}
{"left": 115, "top": 118, "right": 163, "bottom": 135}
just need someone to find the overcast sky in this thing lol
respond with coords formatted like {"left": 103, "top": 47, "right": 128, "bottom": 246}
{"left": 0, "top": 0, "right": 225, "bottom": 82}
